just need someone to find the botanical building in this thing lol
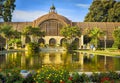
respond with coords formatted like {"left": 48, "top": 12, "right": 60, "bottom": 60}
{"left": 0, "top": 5, "right": 120, "bottom": 48}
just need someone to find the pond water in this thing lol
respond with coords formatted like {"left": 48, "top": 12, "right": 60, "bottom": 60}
{"left": 0, "top": 51, "right": 120, "bottom": 72}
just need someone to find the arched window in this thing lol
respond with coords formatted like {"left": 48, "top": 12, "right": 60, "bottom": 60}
{"left": 60, "top": 38, "right": 67, "bottom": 46}
{"left": 25, "top": 36, "right": 31, "bottom": 43}
{"left": 49, "top": 38, "right": 56, "bottom": 46}
{"left": 74, "top": 38, "right": 79, "bottom": 48}
{"left": 39, "top": 19, "right": 63, "bottom": 36}
{"left": 38, "top": 38, "right": 45, "bottom": 44}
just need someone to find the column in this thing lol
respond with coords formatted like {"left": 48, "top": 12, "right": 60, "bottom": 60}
{"left": 30, "top": 35, "right": 34, "bottom": 42}
{"left": 43, "top": 53, "right": 51, "bottom": 64}
{"left": 21, "top": 35, "right": 25, "bottom": 47}
{"left": 79, "top": 35, "right": 84, "bottom": 49}
{"left": 44, "top": 37, "right": 49, "bottom": 45}
{"left": 81, "top": 35, "right": 84, "bottom": 46}
{"left": 79, "top": 53, "right": 84, "bottom": 71}
{"left": 54, "top": 53, "right": 62, "bottom": 64}
{"left": 56, "top": 37, "right": 61, "bottom": 46}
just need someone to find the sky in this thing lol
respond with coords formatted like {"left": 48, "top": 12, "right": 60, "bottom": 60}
{"left": 12, "top": 0, "right": 93, "bottom": 22}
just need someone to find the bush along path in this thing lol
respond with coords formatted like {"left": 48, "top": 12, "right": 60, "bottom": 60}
{"left": 0, "top": 67, "right": 120, "bottom": 83}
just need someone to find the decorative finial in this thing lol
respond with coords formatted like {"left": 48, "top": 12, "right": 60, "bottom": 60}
{"left": 50, "top": 4, "right": 56, "bottom": 13}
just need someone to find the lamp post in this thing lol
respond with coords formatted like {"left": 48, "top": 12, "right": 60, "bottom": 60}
{"left": 104, "top": 35, "right": 107, "bottom": 50}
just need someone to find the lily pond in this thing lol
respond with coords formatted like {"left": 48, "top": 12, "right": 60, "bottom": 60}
{"left": 0, "top": 51, "right": 120, "bottom": 72}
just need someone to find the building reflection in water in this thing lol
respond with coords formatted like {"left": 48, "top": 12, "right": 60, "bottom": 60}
{"left": 79, "top": 53, "right": 84, "bottom": 71}
{"left": 0, "top": 51, "right": 120, "bottom": 72}
{"left": 21, "top": 54, "right": 26, "bottom": 69}
{"left": 43, "top": 53, "right": 51, "bottom": 64}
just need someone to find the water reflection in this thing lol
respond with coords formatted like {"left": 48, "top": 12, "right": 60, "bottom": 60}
{"left": 0, "top": 51, "right": 120, "bottom": 72}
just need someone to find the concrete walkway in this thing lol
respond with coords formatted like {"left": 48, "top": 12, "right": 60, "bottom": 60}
{"left": 0, "top": 49, "right": 25, "bottom": 54}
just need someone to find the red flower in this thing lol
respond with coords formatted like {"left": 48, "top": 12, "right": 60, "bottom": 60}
{"left": 68, "top": 76, "right": 72, "bottom": 80}
{"left": 44, "top": 80, "right": 51, "bottom": 83}
{"left": 60, "top": 81, "right": 65, "bottom": 83}
{"left": 101, "top": 77, "right": 112, "bottom": 83}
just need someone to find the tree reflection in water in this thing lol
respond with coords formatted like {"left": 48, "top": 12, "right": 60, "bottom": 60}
{"left": 0, "top": 51, "right": 120, "bottom": 72}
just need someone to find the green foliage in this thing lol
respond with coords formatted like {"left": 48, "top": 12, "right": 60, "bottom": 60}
{"left": 22, "top": 26, "right": 45, "bottom": 43}
{"left": 8, "top": 39, "right": 21, "bottom": 45}
{"left": 108, "top": 71, "right": 119, "bottom": 80}
{"left": 0, "top": 24, "right": 21, "bottom": 39}
{"left": 84, "top": 0, "right": 120, "bottom": 22}
{"left": 0, "top": 69, "right": 120, "bottom": 82}
{"left": 71, "top": 72, "right": 90, "bottom": 82}
{"left": 5, "top": 70, "right": 22, "bottom": 83}
{"left": 84, "top": 35, "right": 91, "bottom": 44}
{"left": 88, "top": 27, "right": 104, "bottom": 47}
{"left": 0, "top": 24, "right": 21, "bottom": 49}
{"left": 26, "top": 42, "right": 40, "bottom": 52}
{"left": 113, "top": 28, "right": 120, "bottom": 49}
{"left": 69, "top": 40, "right": 78, "bottom": 50}
{"left": 34, "top": 66, "right": 70, "bottom": 83}
{"left": 60, "top": 25, "right": 81, "bottom": 39}
{"left": 72, "top": 72, "right": 80, "bottom": 82}
{"left": 90, "top": 73, "right": 100, "bottom": 82}
{"left": 22, "top": 26, "right": 45, "bottom": 37}
{"left": 61, "top": 41, "right": 78, "bottom": 50}
{"left": 0, "top": 0, "right": 16, "bottom": 22}
{"left": 0, "top": 69, "right": 35, "bottom": 83}
{"left": 0, "top": 24, "right": 14, "bottom": 39}
{"left": 60, "top": 25, "right": 81, "bottom": 50}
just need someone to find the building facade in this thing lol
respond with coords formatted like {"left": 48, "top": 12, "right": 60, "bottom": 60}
{"left": 0, "top": 5, "right": 120, "bottom": 48}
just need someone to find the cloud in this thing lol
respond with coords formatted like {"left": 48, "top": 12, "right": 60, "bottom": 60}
{"left": 76, "top": 4, "right": 90, "bottom": 8}
{"left": 12, "top": 10, "right": 47, "bottom": 22}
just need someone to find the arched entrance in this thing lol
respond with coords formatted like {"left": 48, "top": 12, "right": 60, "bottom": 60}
{"left": 25, "top": 36, "right": 31, "bottom": 43}
{"left": 74, "top": 38, "right": 79, "bottom": 48}
{"left": 38, "top": 38, "right": 45, "bottom": 44}
{"left": 49, "top": 38, "right": 56, "bottom": 46}
{"left": 60, "top": 38, "right": 67, "bottom": 46}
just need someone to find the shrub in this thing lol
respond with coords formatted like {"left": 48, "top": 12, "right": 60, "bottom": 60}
{"left": 0, "top": 69, "right": 120, "bottom": 83}
{"left": 72, "top": 72, "right": 80, "bottom": 82}
{"left": 90, "top": 72, "right": 100, "bottom": 82}
{"left": 34, "top": 66, "right": 70, "bottom": 83}
{"left": 5, "top": 70, "right": 23, "bottom": 83}
{"left": 0, "top": 73, "right": 6, "bottom": 83}
{"left": 26, "top": 42, "right": 39, "bottom": 52}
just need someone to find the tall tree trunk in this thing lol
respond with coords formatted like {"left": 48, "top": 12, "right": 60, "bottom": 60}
{"left": 95, "top": 38, "right": 98, "bottom": 48}
{"left": 5, "top": 39, "right": 8, "bottom": 49}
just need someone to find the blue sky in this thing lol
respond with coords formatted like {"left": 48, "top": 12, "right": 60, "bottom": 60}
{"left": 12, "top": 0, "right": 93, "bottom": 22}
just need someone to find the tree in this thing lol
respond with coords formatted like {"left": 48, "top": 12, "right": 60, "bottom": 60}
{"left": 108, "top": 1, "right": 120, "bottom": 22}
{"left": 113, "top": 28, "right": 120, "bottom": 49}
{"left": 88, "top": 27, "right": 104, "bottom": 48}
{"left": 22, "top": 26, "right": 45, "bottom": 42}
{"left": 0, "top": 0, "right": 16, "bottom": 22}
{"left": 60, "top": 25, "right": 81, "bottom": 49}
{"left": 60, "top": 25, "right": 81, "bottom": 39}
{"left": 84, "top": 0, "right": 120, "bottom": 22}
{"left": 9, "top": 30, "right": 21, "bottom": 49}
{"left": 0, "top": 24, "right": 14, "bottom": 49}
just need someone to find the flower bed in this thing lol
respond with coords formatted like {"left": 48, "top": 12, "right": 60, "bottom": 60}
{"left": 0, "top": 67, "right": 120, "bottom": 83}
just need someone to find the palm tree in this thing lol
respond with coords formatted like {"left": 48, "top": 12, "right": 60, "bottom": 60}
{"left": 60, "top": 25, "right": 81, "bottom": 42}
{"left": 60, "top": 25, "right": 81, "bottom": 49}
{"left": 22, "top": 26, "right": 45, "bottom": 43}
{"left": 10, "top": 30, "right": 21, "bottom": 48}
{"left": 113, "top": 28, "right": 120, "bottom": 49}
{"left": 88, "top": 27, "right": 104, "bottom": 48}
{"left": 0, "top": 24, "right": 14, "bottom": 49}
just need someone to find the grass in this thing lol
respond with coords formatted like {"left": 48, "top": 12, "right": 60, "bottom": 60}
{"left": 76, "top": 48, "right": 120, "bottom": 56}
